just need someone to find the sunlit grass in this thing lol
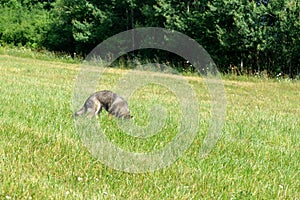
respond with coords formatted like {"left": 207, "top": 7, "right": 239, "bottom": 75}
{"left": 0, "top": 54, "right": 299, "bottom": 199}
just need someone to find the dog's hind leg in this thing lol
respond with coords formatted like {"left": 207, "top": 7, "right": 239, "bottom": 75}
{"left": 86, "top": 107, "right": 96, "bottom": 118}
{"left": 95, "top": 104, "right": 103, "bottom": 118}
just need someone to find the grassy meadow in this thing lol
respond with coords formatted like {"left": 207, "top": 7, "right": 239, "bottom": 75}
{"left": 0, "top": 53, "right": 299, "bottom": 199}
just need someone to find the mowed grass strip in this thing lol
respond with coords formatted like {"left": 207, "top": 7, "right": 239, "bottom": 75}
{"left": 0, "top": 55, "right": 299, "bottom": 199}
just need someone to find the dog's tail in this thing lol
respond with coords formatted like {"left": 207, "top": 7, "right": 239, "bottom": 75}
{"left": 74, "top": 107, "right": 85, "bottom": 117}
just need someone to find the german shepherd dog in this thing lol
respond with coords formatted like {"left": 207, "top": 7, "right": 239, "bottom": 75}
{"left": 74, "top": 90, "right": 132, "bottom": 119}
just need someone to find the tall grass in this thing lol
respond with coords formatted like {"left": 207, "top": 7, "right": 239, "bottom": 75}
{"left": 0, "top": 53, "right": 299, "bottom": 199}
{"left": 0, "top": 46, "right": 81, "bottom": 64}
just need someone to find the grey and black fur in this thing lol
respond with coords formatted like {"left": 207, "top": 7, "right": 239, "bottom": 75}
{"left": 74, "top": 90, "right": 132, "bottom": 119}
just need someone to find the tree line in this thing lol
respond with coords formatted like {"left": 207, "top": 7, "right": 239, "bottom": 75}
{"left": 0, "top": 0, "right": 299, "bottom": 77}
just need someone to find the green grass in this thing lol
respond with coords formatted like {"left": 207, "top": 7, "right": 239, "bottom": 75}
{"left": 0, "top": 46, "right": 81, "bottom": 64}
{"left": 0, "top": 54, "right": 299, "bottom": 199}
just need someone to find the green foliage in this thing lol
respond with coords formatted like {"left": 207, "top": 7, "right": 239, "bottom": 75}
{"left": 0, "top": 0, "right": 300, "bottom": 77}
{"left": 0, "top": 2, "right": 50, "bottom": 48}
{"left": 208, "top": 0, "right": 300, "bottom": 76}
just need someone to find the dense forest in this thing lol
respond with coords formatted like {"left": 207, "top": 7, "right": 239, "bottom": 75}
{"left": 0, "top": 0, "right": 299, "bottom": 77}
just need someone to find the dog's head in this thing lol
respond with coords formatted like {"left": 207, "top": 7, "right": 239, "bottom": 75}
{"left": 112, "top": 106, "right": 132, "bottom": 119}
{"left": 121, "top": 110, "right": 132, "bottom": 119}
